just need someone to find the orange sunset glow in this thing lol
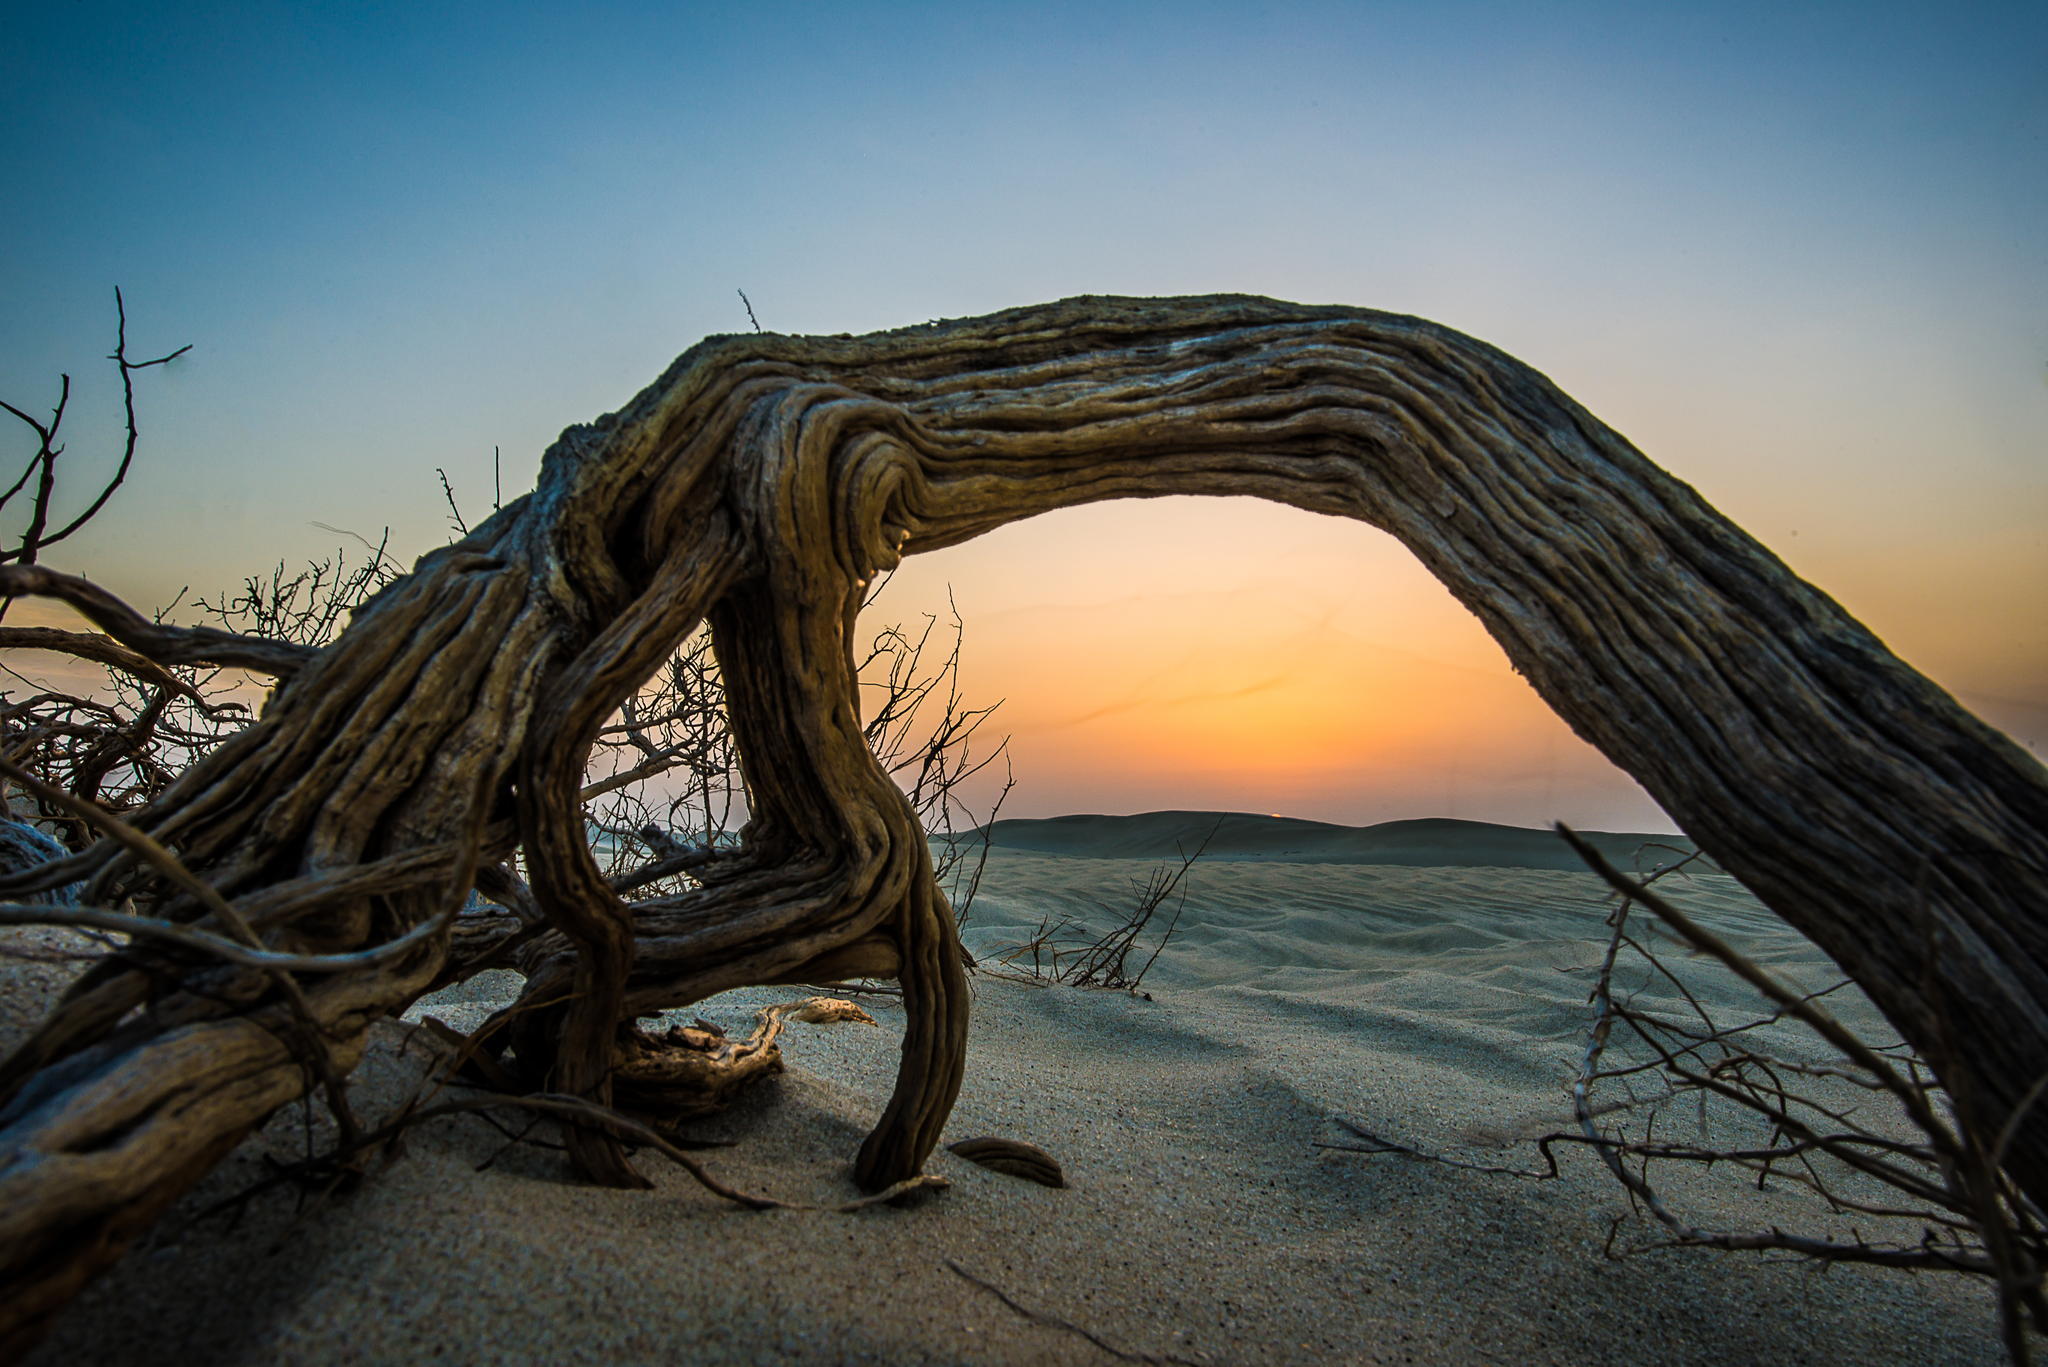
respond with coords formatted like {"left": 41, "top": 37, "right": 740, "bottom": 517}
{"left": 870, "top": 469, "right": 2043, "bottom": 832}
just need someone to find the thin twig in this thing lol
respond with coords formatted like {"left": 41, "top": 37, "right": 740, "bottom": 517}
{"left": 436, "top": 468, "right": 468, "bottom": 536}
{"left": 944, "top": 1260, "right": 1203, "bottom": 1365}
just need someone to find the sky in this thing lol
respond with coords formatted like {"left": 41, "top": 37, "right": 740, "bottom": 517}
{"left": 3, "top": 1, "right": 2043, "bottom": 833}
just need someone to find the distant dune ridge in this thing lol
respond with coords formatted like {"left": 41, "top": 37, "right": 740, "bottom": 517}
{"left": 976, "top": 810, "right": 1705, "bottom": 872}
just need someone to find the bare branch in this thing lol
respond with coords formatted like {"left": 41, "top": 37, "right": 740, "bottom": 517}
{"left": 0, "top": 565, "right": 316, "bottom": 676}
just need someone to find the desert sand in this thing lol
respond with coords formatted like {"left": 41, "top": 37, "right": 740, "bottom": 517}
{"left": 7, "top": 814, "right": 2006, "bottom": 1364}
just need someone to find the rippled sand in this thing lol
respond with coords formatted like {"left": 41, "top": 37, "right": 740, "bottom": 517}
{"left": 13, "top": 816, "right": 2008, "bottom": 1364}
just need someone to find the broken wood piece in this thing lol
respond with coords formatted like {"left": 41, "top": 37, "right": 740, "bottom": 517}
{"left": 611, "top": 995, "right": 878, "bottom": 1118}
{"left": 947, "top": 1136, "right": 1066, "bottom": 1188}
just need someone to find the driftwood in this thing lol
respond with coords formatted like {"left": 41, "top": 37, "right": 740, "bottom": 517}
{"left": 1, "top": 294, "right": 2044, "bottom": 1355}
{"left": 609, "top": 995, "right": 878, "bottom": 1117}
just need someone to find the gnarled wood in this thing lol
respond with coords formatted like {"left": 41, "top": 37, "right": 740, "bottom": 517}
{"left": 0, "top": 295, "right": 2043, "bottom": 1356}
{"left": 611, "top": 996, "right": 879, "bottom": 1118}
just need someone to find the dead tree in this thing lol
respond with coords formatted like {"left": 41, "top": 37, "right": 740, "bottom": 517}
{"left": 1, "top": 295, "right": 2043, "bottom": 1353}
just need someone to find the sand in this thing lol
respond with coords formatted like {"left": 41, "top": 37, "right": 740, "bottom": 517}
{"left": 7, "top": 815, "right": 2009, "bottom": 1364}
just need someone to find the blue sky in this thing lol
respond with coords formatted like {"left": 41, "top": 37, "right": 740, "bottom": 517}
{"left": 4, "top": 1, "right": 2043, "bottom": 827}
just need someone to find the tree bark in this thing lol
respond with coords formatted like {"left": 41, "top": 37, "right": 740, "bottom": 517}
{"left": 1, "top": 294, "right": 2042, "bottom": 1355}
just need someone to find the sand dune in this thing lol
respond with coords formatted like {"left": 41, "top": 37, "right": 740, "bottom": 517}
{"left": 10, "top": 815, "right": 2005, "bottom": 1365}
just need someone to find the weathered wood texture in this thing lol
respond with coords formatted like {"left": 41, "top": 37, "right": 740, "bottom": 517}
{"left": 1, "top": 295, "right": 2043, "bottom": 1355}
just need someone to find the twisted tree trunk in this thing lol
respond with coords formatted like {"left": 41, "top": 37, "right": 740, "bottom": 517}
{"left": 2, "top": 295, "right": 2043, "bottom": 1354}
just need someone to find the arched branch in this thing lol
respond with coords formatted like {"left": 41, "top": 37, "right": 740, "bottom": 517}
{"left": 0, "top": 295, "right": 2041, "bottom": 1357}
